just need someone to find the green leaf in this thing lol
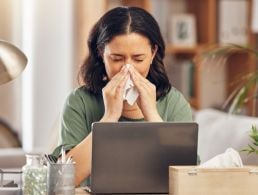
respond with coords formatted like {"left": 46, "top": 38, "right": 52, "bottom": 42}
{"left": 242, "top": 125, "right": 258, "bottom": 155}
{"left": 202, "top": 44, "right": 258, "bottom": 114}
{"left": 228, "top": 75, "right": 258, "bottom": 114}
{"left": 229, "top": 87, "right": 248, "bottom": 114}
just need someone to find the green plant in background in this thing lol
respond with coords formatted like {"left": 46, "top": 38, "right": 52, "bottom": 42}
{"left": 202, "top": 43, "right": 258, "bottom": 115}
{"left": 202, "top": 44, "right": 258, "bottom": 157}
{"left": 242, "top": 125, "right": 258, "bottom": 155}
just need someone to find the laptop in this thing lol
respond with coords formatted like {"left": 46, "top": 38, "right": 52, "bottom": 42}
{"left": 90, "top": 122, "right": 198, "bottom": 194}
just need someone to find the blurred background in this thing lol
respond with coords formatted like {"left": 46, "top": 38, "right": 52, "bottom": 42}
{"left": 0, "top": 0, "right": 257, "bottom": 154}
{"left": 0, "top": 0, "right": 105, "bottom": 153}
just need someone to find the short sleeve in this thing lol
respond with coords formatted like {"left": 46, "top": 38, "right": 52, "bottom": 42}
{"left": 158, "top": 88, "right": 193, "bottom": 122}
{"left": 169, "top": 91, "right": 193, "bottom": 121}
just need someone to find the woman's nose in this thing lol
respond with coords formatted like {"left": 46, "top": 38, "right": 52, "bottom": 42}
{"left": 124, "top": 59, "right": 133, "bottom": 65}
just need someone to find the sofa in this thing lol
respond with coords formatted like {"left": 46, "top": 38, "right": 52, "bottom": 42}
{"left": 195, "top": 108, "right": 258, "bottom": 165}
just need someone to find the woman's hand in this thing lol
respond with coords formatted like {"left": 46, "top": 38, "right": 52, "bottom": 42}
{"left": 128, "top": 66, "right": 162, "bottom": 122}
{"left": 101, "top": 66, "right": 129, "bottom": 122}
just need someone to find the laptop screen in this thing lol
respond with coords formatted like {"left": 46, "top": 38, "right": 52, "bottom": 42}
{"left": 91, "top": 122, "right": 198, "bottom": 194}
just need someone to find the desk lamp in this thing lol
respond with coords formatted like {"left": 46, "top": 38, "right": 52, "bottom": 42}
{"left": 0, "top": 40, "right": 27, "bottom": 192}
{"left": 0, "top": 40, "right": 27, "bottom": 147}
{"left": 0, "top": 40, "right": 27, "bottom": 85}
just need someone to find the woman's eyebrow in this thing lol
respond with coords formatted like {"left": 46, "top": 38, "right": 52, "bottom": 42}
{"left": 132, "top": 54, "right": 146, "bottom": 57}
{"left": 110, "top": 53, "right": 123, "bottom": 57}
{"left": 109, "top": 54, "right": 146, "bottom": 57}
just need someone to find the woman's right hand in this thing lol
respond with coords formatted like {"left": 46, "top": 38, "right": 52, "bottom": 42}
{"left": 101, "top": 65, "right": 129, "bottom": 122}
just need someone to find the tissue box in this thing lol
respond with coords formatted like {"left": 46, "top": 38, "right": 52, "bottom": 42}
{"left": 169, "top": 166, "right": 258, "bottom": 195}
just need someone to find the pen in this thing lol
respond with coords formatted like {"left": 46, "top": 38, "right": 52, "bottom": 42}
{"left": 61, "top": 147, "right": 65, "bottom": 164}
{"left": 66, "top": 156, "right": 73, "bottom": 164}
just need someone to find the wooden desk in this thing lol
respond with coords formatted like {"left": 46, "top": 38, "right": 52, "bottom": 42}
{"left": 76, "top": 188, "right": 90, "bottom": 195}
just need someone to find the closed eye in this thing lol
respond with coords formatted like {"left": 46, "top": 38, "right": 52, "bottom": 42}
{"left": 133, "top": 57, "right": 145, "bottom": 62}
{"left": 112, "top": 58, "right": 123, "bottom": 62}
{"left": 110, "top": 55, "right": 124, "bottom": 62}
{"left": 134, "top": 59, "right": 144, "bottom": 62}
{"left": 109, "top": 54, "right": 146, "bottom": 62}
{"left": 133, "top": 54, "right": 145, "bottom": 62}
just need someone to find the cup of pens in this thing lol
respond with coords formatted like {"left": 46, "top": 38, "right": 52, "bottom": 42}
{"left": 47, "top": 148, "right": 75, "bottom": 195}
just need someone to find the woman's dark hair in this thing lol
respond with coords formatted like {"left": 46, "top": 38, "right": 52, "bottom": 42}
{"left": 79, "top": 6, "right": 171, "bottom": 100}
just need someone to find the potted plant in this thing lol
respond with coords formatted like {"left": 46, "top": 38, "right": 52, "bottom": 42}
{"left": 242, "top": 125, "right": 258, "bottom": 155}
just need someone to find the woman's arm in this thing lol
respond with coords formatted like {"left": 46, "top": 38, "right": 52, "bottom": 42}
{"left": 67, "top": 115, "right": 124, "bottom": 186}
{"left": 53, "top": 89, "right": 94, "bottom": 187}
{"left": 66, "top": 132, "right": 92, "bottom": 186}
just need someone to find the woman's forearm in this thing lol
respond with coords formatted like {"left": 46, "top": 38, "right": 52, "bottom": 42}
{"left": 67, "top": 132, "right": 92, "bottom": 186}
{"left": 67, "top": 117, "right": 116, "bottom": 186}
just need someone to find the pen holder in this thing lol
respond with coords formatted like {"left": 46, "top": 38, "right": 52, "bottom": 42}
{"left": 47, "top": 162, "right": 75, "bottom": 195}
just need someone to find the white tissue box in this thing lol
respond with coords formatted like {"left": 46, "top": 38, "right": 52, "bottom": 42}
{"left": 169, "top": 166, "right": 258, "bottom": 195}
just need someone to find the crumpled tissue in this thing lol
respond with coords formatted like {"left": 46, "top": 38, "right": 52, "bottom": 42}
{"left": 123, "top": 64, "right": 139, "bottom": 105}
{"left": 200, "top": 148, "right": 243, "bottom": 168}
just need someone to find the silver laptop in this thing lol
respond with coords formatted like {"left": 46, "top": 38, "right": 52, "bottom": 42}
{"left": 90, "top": 122, "right": 198, "bottom": 194}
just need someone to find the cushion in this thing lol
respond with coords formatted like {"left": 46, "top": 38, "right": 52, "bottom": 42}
{"left": 195, "top": 108, "right": 258, "bottom": 165}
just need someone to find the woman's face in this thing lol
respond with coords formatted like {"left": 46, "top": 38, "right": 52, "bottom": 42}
{"left": 102, "top": 33, "right": 157, "bottom": 79}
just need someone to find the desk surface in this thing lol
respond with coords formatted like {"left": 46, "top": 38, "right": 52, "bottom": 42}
{"left": 75, "top": 188, "right": 167, "bottom": 195}
{"left": 76, "top": 188, "right": 90, "bottom": 194}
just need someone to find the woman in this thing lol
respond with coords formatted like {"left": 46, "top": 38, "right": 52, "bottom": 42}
{"left": 53, "top": 6, "right": 192, "bottom": 186}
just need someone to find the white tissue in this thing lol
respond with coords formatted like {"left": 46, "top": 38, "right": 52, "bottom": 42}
{"left": 123, "top": 64, "right": 139, "bottom": 105}
{"left": 200, "top": 148, "right": 243, "bottom": 168}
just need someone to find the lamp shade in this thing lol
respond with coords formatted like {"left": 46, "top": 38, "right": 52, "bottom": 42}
{"left": 0, "top": 40, "right": 27, "bottom": 85}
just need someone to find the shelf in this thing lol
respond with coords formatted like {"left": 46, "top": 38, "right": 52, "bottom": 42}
{"left": 165, "top": 44, "right": 201, "bottom": 55}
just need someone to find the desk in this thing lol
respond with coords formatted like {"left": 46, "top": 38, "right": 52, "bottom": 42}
{"left": 76, "top": 188, "right": 90, "bottom": 195}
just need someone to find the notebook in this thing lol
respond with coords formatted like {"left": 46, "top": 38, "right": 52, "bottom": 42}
{"left": 90, "top": 122, "right": 198, "bottom": 194}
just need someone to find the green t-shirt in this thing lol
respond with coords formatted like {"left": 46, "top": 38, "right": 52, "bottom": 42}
{"left": 52, "top": 86, "right": 192, "bottom": 184}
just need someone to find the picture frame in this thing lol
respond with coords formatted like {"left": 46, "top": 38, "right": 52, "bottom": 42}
{"left": 170, "top": 14, "right": 197, "bottom": 47}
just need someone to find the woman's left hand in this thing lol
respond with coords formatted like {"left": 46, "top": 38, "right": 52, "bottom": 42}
{"left": 128, "top": 66, "right": 162, "bottom": 122}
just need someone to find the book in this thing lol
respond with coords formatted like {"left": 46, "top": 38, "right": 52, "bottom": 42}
{"left": 165, "top": 58, "right": 194, "bottom": 99}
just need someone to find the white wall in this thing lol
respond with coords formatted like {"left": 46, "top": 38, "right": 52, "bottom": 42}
{"left": 21, "top": 0, "right": 74, "bottom": 152}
